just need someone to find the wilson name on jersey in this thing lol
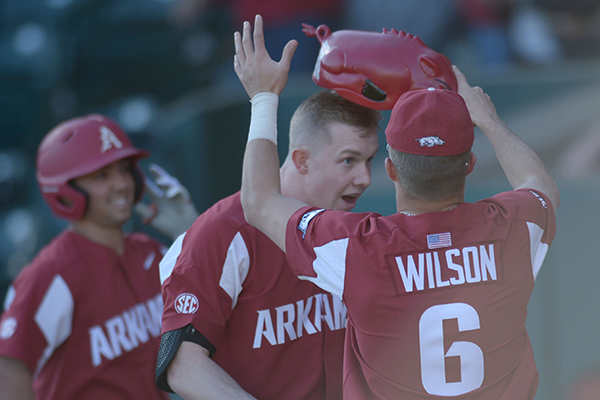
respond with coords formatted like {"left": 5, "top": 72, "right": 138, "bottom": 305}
{"left": 393, "top": 243, "right": 498, "bottom": 294}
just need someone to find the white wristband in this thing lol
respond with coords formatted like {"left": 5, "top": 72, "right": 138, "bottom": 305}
{"left": 248, "top": 92, "right": 278, "bottom": 145}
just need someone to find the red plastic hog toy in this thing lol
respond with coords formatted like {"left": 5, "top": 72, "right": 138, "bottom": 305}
{"left": 302, "top": 24, "right": 457, "bottom": 110}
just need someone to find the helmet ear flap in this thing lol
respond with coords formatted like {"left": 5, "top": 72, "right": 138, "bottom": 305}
{"left": 41, "top": 162, "right": 143, "bottom": 221}
{"left": 40, "top": 183, "right": 88, "bottom": 221}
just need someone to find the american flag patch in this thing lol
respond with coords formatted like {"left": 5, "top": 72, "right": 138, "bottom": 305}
{"left": 427, "top": 232, "right": 452, "bottom": 249}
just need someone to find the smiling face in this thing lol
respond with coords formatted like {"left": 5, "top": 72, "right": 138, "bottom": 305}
{"left": 72, "top": 158, "right": 136, "bottom": 228}
{"left": 303, "top": 122, "right": 379, "bottom": 211}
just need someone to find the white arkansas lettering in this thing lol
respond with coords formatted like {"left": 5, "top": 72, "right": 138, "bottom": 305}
{"left": 253, "top": 292, "right": 346, "bottom": 349}
{"left": 89, "top": 294, "right": 162, "bottom": 367}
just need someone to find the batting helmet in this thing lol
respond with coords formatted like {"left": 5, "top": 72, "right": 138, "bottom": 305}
{"left": 36, "top": 114, "right": 150, "bottom": 221}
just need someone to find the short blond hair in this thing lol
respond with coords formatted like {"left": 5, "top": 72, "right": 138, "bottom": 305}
{"left": 289, "top": 90, "right": 381, "bottom": 152}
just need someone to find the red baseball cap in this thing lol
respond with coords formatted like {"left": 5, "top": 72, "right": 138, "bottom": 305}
{"left": 385, "top": 88, "right": 474, "bottom": 156}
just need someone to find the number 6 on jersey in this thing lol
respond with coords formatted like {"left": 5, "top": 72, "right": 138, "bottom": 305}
{"left": 419, "top": 303, "right": 484, "bottom": 396}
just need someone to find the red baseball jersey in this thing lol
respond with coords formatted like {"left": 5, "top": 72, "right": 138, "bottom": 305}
{"left": 0, "top": 231, "right": 169, "bottom": 400}
{"left": 285, "top": 189, "right": 556, "bottom": 399}
{"left": 160, "top": 192, "right": 346, "bottom": 400}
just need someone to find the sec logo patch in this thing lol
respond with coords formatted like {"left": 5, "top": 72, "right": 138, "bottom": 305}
{"left": 175, "top": 293, "right": 199, "bottom": 314}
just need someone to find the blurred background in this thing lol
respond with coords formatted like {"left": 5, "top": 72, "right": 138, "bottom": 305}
{"left": 0, "top": 0, "right": 599, "bottom": 398}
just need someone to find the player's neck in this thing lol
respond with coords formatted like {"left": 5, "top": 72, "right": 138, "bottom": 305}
{"left": 396, "top": 195, "right": 463, "bottom": 216}
{"left": 279, "top": 161, "right": 297, "bottom": 199}
{"left": 69, "top": 220, "right": 125, "bottom": 255}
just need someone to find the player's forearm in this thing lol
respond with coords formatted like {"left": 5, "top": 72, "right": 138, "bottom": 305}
{"left": 239, "top": 92, "right": 284, "bottom": 245}
{"left": 241, "top": 140, "right": 303, "bottom": 252}
{"left": 167, "top": 342, "right": 257, "bottom": 400}
{"left": 0, "top": 357, "right": 35, "bottom": 400}
{"left": 481, "top": 118, "right": 560, "bottom": 209}
{"left": 241, "top": 139, "right": 286, "bottom": 244}
{"left": 240, "top": 94, "right": 305, "bottom": 251}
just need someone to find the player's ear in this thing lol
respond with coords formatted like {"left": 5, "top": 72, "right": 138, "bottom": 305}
{"left": 291, "top": 148, "right": 310, "bottom": 175}
{"left": 385, "top": 157, "right": 398, "bottom": 182}
{"left": 466, "top": 153, "right": 477, "bottom": 176}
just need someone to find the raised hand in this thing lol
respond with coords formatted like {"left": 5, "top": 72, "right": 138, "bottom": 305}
{"left": 453, "top": 65, "right": 501, "bottom": 131}
{"left": 134, "top": 163, "right": 199, "bottom": 240}
{"left": 233, "top": 14, "right": 298, "bottom": 99}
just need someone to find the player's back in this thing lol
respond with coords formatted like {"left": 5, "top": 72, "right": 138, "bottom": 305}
{"left": 286, "top": 189, "right": 555, "bottom": 399}
{"left": 344, "top": 190, "right": 554, "bottom": 399}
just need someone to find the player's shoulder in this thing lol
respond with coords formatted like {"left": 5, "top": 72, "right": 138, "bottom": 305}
{"left": 294, "top": 207, "right": 386, "bottom": 242}
{"left": 188, "top": 191, "right": 255, "bottom": 238}
{"left": 30, "top": 230, "right": 88, "bottom": 266}
{"left": 12, "top": 231, "right": 87, "bottom": 286}
{"left": 202, "top": 191, "right": 246, "bottom": 223}
{"left": 125, "top": 231, "right": 167, "bottom": 255}
{"left": 481, "top": 189, "right": 551, "bottom": 213}
{"left": 126, "top": 231, "right": 163, "bottom": 246}
{"left": 172, "top": 192, "right": 277, "bottom": 267}
{"left": 472, "top": 189, "right": 554, "bottom": 227}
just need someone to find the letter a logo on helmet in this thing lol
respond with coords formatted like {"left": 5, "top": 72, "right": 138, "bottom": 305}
{"left": 100, "top": 126, "right": 123, "bottom": 153}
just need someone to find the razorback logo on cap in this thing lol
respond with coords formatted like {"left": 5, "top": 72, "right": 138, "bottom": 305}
{"left": 99, "top": 126, "right": 123, "bottom": 153}
{"left": 416, "top": 135, "right": 445, "bottom": 148}
{"left": 385, "top": 88, "right": 474, "bottom": 156}
{"left": 175, "top": 293, "right": 199, "bottom": 314}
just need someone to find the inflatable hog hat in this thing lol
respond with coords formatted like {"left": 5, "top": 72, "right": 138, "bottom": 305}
{"left": 303, "top": 24, "right": 457, "bottom": 110}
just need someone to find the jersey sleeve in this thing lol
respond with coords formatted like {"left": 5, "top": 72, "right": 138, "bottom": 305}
{"left": 487, "top": 188, "right": 557, "bottom": 280}
{"left": 285, "top": 207, "right": 380, "bottom": 299}
{"left": 492, "top": 189, "right": 556, "bottom": 242}
{"left": 159, "top": 210, "right": 251, "bottom": 350}
{"left": 0, "top": 268, "right": 74, "bottom": 376}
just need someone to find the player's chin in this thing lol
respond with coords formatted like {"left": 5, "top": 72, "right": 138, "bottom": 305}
{"left": 112, "top": 208, "right": 133, "bottom": 225}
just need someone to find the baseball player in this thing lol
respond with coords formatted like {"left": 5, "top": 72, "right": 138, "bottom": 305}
{"left": 0, "top": 115, "right": 198, "bottom": 400}
{"left": 154, "top": 91, "right": 380, "bottom": 398}
{"left": 234, "top": 15, "right": 560, "bottom": 399}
